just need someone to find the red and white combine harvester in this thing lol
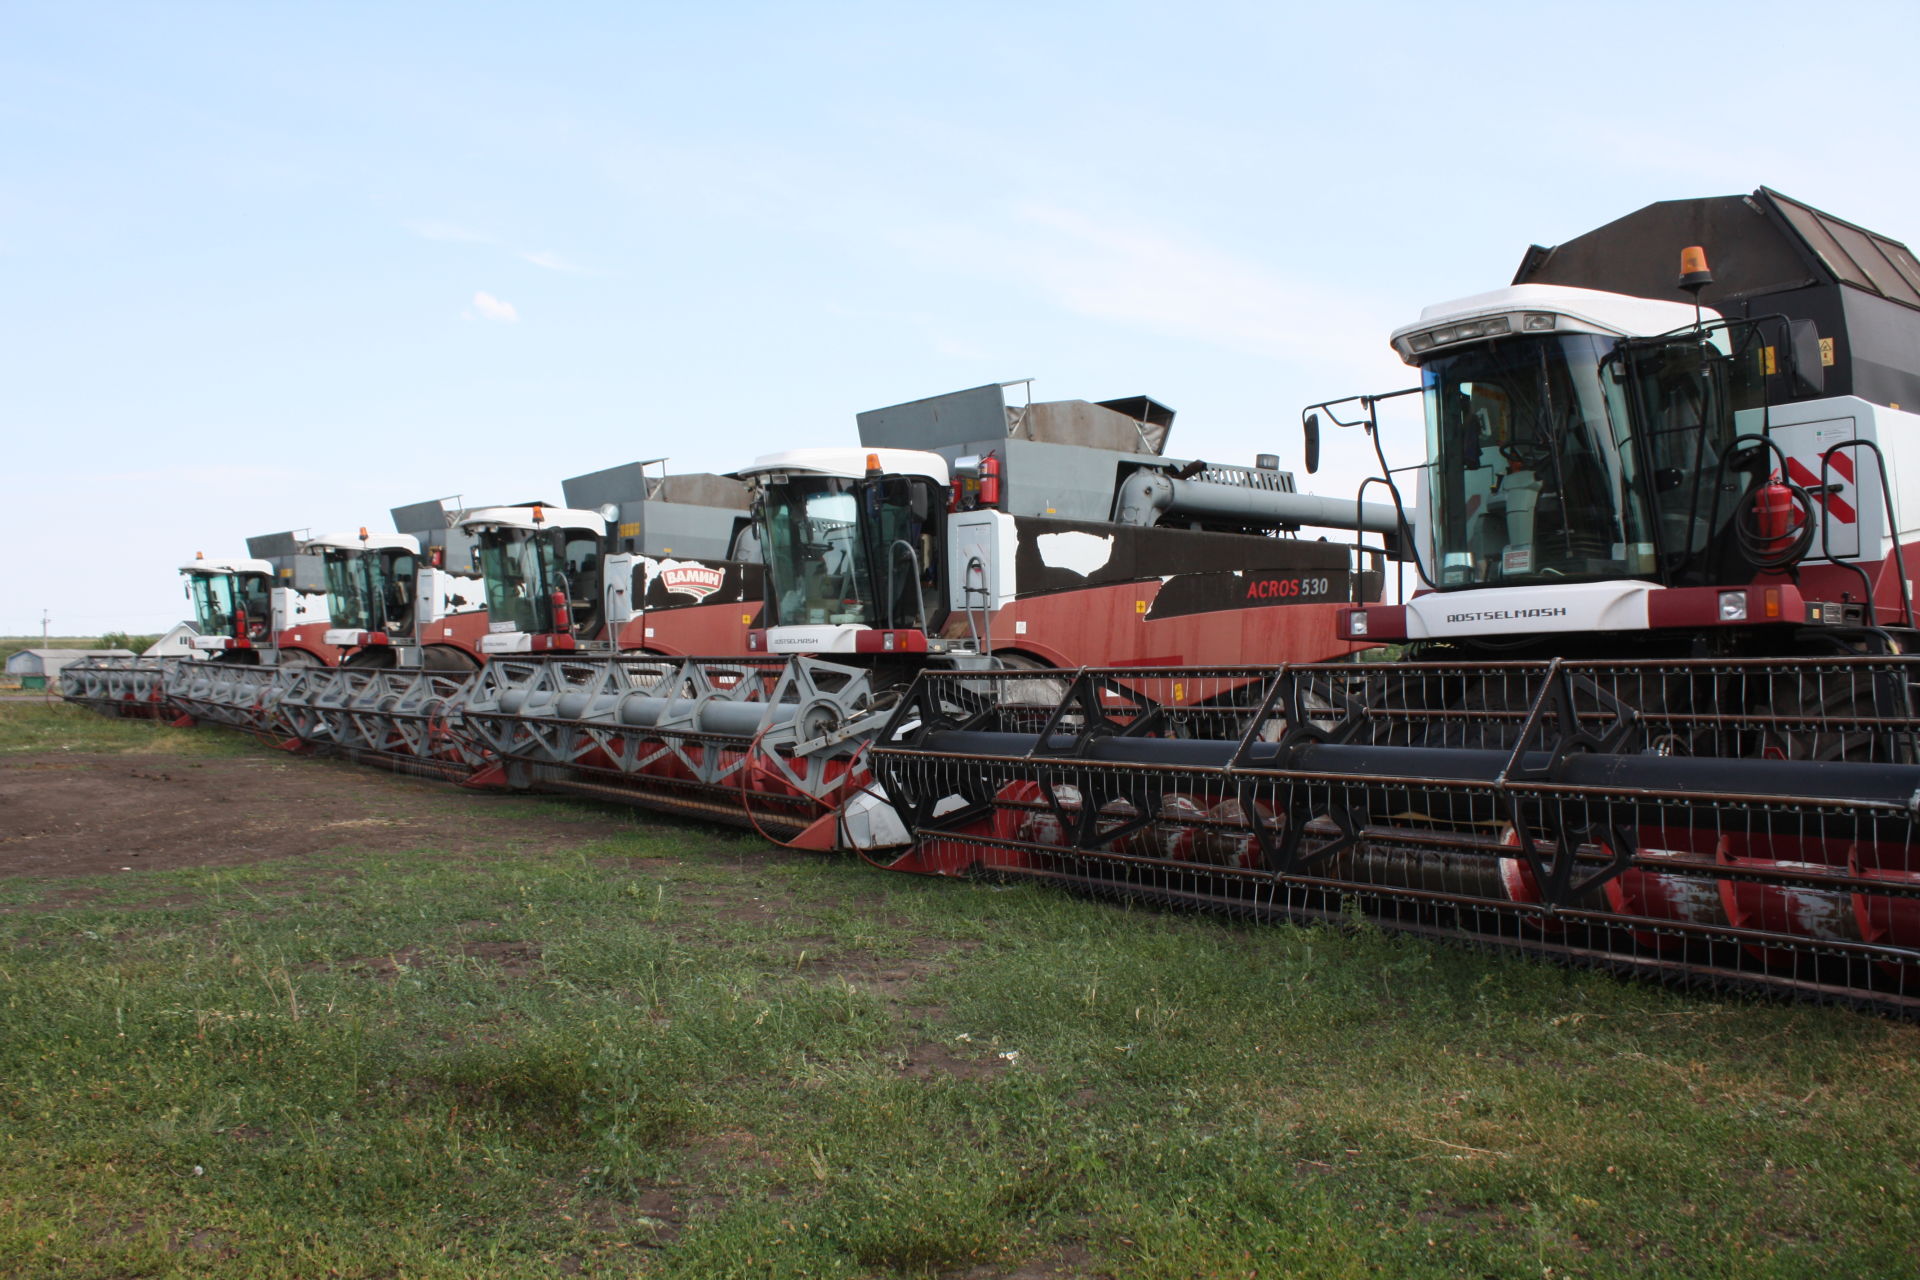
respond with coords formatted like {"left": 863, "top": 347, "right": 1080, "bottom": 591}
{"left": 457, "top": 462, "right": 764, "bottom": 658}
{"left": 69, "top": 188, "right": 1920, "bottom": 1012}
{"left": 305, "top": 496, "right": 493, "bottom": 672}
{"left": 871, "top": 188, "right": 1920, "bottom": 1011}
{"left": 453, "top": 384, "right": 1392, "bottom": 842}
{"left": 179, "top": 533, "right": 337, "bottom": 667}
{"left": 737, "top": 384, "right": 1394, "bottom": 670}
{"left": 161, "top": 534, "right": 341, "bottom": 732}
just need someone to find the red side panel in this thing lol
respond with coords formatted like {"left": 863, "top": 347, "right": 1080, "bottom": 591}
{"left": 415, "top": 608, "right": 493, "bottom": 663}
{"left": 941, "top": 580, "right": 1367, "bottom": 668}
{"left": 615, "top": 600, "right": 765, "bottom": 656}
{"left": 272, "top": 630, "right": 344, "bottom": 666}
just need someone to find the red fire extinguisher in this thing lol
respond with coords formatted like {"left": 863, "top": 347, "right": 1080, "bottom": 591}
{"left": 978, "top": 453, "right": 1001, "bottom": 509}
{"left": 550, "top": 588, "right": 572, "bottom": 633}
{"left": 1754, "top": 481, "right": 1801, "bottom": 555}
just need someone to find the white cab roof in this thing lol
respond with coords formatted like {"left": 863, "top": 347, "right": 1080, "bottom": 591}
{"left": 1391, "top": 284, "right": 1718, "bottom": 364}
{"left": 737, "top": 447, "right": 950, "bottom": 485}
{"left": 303, "top": 531, "right": 421, "bottom": 554}
{"left": 458, "top": 505, "right": 607, "bottom": 534}
{"left": 179, "top": 557, "right": 275, "bottom": 575}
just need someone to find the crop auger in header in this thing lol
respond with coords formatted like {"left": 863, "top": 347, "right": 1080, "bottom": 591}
{"left": 57, "top": 656, "right": 172, "bottom": 718}
{"left": 866, "top": 656, "right": 1920, "bottom": 1012}
{"left": 453, "top": 653, "right": 900, "bottom": 848}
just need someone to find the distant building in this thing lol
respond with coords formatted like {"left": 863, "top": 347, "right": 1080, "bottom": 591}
{"left": 6, "top": 648, "right": 136, "bottom": 690}
{"left": 143, "top": 622, "right": 201, "bottom": 658}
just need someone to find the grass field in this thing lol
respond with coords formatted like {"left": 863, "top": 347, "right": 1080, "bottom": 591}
{"left": 2, "top": 702, "right": 1918, "bottom": 1277}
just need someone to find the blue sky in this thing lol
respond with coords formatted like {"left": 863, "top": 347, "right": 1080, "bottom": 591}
{"left": 5, "top": 0, "right": 1918, "bottom": 633}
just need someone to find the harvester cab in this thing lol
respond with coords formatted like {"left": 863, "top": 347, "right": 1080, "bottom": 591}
{"left": 180, "top": 534, "right": 334, "bottom": 666}
{"left": 739, "top": 448, "right": 952, "bottom": 657}
{"left": 459, "top": 503, "right": 607, "bottom": 655}
{"left": 180, "top": 555, "right": 276, "bottom": 660}
{"left": 305, "top": 499, "right": 493, "bottom": 671}
{"left": 739, "top": 383, "right": 1398, "bottom": 669}
{"left": 307, "top": 530, "right": 423, "bottom": 660}
{"left": 560, "top": 462, "right": 763, "bottom": 656}
{"left": 459, "top": 466, "right": 764, "bottom": 657}
{"left": 1329, "top": 187, "right": 1920, "bottom": 658}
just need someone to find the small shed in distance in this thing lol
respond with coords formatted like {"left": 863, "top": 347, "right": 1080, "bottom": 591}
{"left": 6, "top": 648, "right": 136, "bottom": 690}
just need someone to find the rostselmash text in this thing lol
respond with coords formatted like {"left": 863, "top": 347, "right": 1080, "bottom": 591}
{"left": 1444, "top": 607, "right": 1570, "bottom": 624}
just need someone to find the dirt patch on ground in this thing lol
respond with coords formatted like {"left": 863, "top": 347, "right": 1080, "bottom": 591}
{"left": 896, "top": 1041, "right": 1008, "bottom": 1081}
{"left": 0, "top": 751, "right": 641, "bottom": 878}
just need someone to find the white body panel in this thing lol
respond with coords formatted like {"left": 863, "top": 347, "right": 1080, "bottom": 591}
{"left": 480, "top": 630, "right": 533, "bottom": 654}
{"left": 1392, "top": 285, "right": 1713, "bottom": 363}
{"left": 603, "top": 551, "right": 638, "bottom": 626}
{"left": 458, "top": 506, "right": 606, "bottom": 535}
{"left": 272, "top": 587, "right": 328, "bottom": 632}
{"left": 180, "top": 557, "right": 274, "bottom": 576}
{"left": 947, "top": 509, "right": 1019, "bottom": 611}
{"left": 765, "top": 624, "right": 868, "bottom": 653}
{"left": 1761, "top": 396, "right": 1920, "bottom": 563}
{"left": 324, "top": 628, "right": 370, "bottom": 646}
{"left": 302, "top": 531, "right": 420, "bottom": 554}
{"left": 737, "top": 447, "right": 950, "bottom": 485}
{"left": 418, "top": 566, "right": 486, "bottom": 624}
{"left": 1403, "top": 581, "right": 1653, "bottom": 639}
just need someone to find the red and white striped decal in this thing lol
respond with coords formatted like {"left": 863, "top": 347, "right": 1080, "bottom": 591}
{"left": 1784, "top": 450, "right": 1857, "bottom": 524}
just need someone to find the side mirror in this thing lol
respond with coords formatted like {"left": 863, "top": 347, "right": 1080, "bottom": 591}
{"left": 1304, "top": 413, "right": 1322, "bottom": 475}
{"left": 470, "top": 546, "right": 483, "bottom": 573}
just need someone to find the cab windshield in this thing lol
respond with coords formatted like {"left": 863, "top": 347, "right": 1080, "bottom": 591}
{"left": 476, "top": 528, "right": 601, "bottom": 636}
{"left": 324, "top": 550, "right": 419, "bottom": 634}
{"left": 184, "top": 572, "right": 272, "bottom": 639}
{"left": 760, "top": 475, "right": 941, "bottom": 628}
{"left": 1425, "top": 333, "right": 1655, "bottom": 588}
{"left": 323, "top": 551, "right": 376, "bottom": 631}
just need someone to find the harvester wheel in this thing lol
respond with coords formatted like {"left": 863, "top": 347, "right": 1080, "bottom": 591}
{"left": 275, "top": 650, "right": 320, "bottom": 669}
{"left": 990, "top": 652, "right": 1069, "bottom": 707}
{"left": 420, "top": 646, "right": 480, "bottom": 673}
{"left": 1755, "top": 673, "right": 1886, "bottom": 762}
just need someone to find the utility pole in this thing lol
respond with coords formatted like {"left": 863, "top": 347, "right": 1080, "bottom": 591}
{"left": 41, "top": 609, "right": 49, "bottom": 643}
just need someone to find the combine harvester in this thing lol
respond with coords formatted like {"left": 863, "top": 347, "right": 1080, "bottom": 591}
{"left": 453, "top": 385, "right": 1393, "bottom": 843}
{"left": 274, "top": 467, "right": 766, "bottom": 776}
{"left": 311, "top": 496, "right": 494, "bottom": 671}
{"left": 66, "top": 533, "right": 331, "bottom": 716}
{"left": 460, "top": 462, "right": 764, "bottom": 659}
{"left": 158, "top": 533, "right": 340, "bottom": 732}
{"left": 265, "top": 499, "right": 495, "bottom": 777}
{"left": 67, "top": 189, "right": 1920, "bottom": 1012}
{"left": 868, "top": 187, "right": 1920, "bottom": 1011}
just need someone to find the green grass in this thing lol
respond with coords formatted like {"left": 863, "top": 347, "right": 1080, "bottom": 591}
{"left": 0, "top": 701, "right": 253, "bottom": 756}
{"left": 3, "top": 707, "right": 1919, "bottom": 1276}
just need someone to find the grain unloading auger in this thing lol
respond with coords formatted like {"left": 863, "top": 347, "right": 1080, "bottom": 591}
{"left": 868, "top": 656, "right": 1920, "bottom": 1011}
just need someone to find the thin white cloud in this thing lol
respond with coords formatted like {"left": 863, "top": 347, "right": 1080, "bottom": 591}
{"left": 468, "top": 291, "right": 519, "bottom": 323}
{"left": 520, "top": 249, "right": 581, "bottom": 273}
{"left": 407, "top": 221, "right": 584, "bottom": 274}
{"left": 406, "top": 219, "right": 495, "bottom": 245}
{"left": 888, "top": 202, "right": 1411, "bottom": 387}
